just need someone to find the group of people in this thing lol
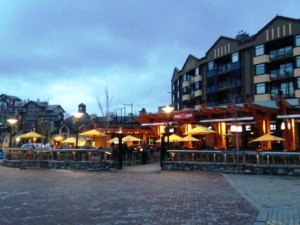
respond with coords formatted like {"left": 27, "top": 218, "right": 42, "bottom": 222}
{"left": 108, "top": 140, "right": 157, "bottom": 165}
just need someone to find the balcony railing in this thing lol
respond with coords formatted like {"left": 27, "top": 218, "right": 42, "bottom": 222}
{"left": 270, "top": 68, "right": 293, "bottom": 80}
{"left": 270, "top": 46, "right": 292, "bottom": 60}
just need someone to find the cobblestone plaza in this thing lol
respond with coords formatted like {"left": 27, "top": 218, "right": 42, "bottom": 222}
{"left": 0, "top": 163, "right": 299, "bottom": 225}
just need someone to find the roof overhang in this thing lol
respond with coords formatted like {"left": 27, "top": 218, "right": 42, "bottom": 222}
{"left": 200, "top": 117, "right": 254, "bottom": 123}
{"left": 141, "top": 122, "right": 175, "bottom": 126}
{"left": 277, "top": 114, "right": 300, "bottom": 119}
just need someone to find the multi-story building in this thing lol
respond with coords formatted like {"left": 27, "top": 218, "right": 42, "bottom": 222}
{"left": 138, "top": 15, "right": 300, "bottom": 151}
{"left": 0, "top": 94, "right": 65, "bottom": 147}
{"left": 15, "top": 99, "right": 65, "bottom": 135}
{"left": 172, "top": 15, "right": 300, "bottom": 109}
{"left": 0, "top": 94, "right": 22, "bottom": 124}
{"left": 169, "top": 15, "right": 300, "bottom": 150}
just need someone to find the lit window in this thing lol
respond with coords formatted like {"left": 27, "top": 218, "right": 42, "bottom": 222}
{"left": 255, "top": 45, "right": 264, "bottom": 56}
{"left": 270, "top": 124, "right": 276, "bottom": 131}
{"left": 245, "top": 125, "right": 251, "bottom": 131}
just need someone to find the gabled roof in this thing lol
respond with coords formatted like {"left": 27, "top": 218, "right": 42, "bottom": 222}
{"left": 206, "top": 36, "right": 238, "bottom": 54}
{"left": 46, "top": 104, "right": 65, "bottom": 113}
{"left": 16, "top": 100, "right": 48, "bottom": 108}
{"left": 253, "top": 15, "right": 300, "bottom": 39}
{"left": 172, "top": 54, "right": 200, "bottom": 81}
{"left": 0, "top": 94, "right": 22, "bottom": 101}
{"left": 181, "top": 54, "right": 199, "bottom": 71}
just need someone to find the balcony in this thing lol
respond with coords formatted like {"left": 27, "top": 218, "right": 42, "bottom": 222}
{"left": 270, "top": 89, "right": 295, "bottom": 100}
{"left": 190, "top": 91, "right": 195, "bottom": 98}
{"left": 270, "top": 46, "right": 292, "bottom": 61}
{"left": 189, "top": 78, "right": 195, "bottom": 85}
{"left": 270, "top": 68, "right": 293, "bottom": 80}
{"left": 207, "top": 69, "right": 217, "bottom": 78}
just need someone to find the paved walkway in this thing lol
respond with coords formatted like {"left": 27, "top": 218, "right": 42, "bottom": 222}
{"left": 225, "top": 174, "right": 300, "bottom": 225}
{"left": 0, "top": 162, "right": 299, "bottom": 224}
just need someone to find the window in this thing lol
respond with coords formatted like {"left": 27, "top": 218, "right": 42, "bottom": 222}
{"left": 208, "top": 61, "right": 214, "bottom": 71}
{"left": 195, "top": 81, "right": 201, "bottom": 90}
{"left": 255, "top": 64, "right": 265, "bottom": 75}
{"left": 279, "top": 62, "right": 293, "bottom": 76}
{"left": 281, "top": 82, "right": 294, "bottom": 97}
{"left": 270, "top": 46, "right": 292, "bottom": 59}
{"left": 296, "top": 35, "right": 300, "bottom": 47}
{"left": 270, "top": 124, "right": 276, "bottom": 131}
{"left": 195, "top": 67, "right": 200, "bottom": 75}
{"left": 255, "top": 45, "right": 264, "bottom": 56}
{"left": 256, "top": 83, "right": 265, "bottom": 94}
{"left": 232, "top": 52, "right": 239, "bottom": 63}
{"left": 61, "top": 127, "right": 68, "bottom": 133}
{"left": 182, "top": 87, "right": 188, "bottom": 95}
{"left": 296, "top": 56, "right": 300, "bottom": 68}
{"left": 183, "top": 74, "right": 187, "bottom": 82}
{"left": 297, "top": 77, "right": 300, "bottom": 89}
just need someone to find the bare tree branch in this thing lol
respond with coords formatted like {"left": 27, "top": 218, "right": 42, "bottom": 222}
{"left": 97, "top": 87, "right": 113, "bottom": 132}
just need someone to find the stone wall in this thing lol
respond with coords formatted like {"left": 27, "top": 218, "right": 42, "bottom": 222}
{"left": 162, "top": 161, "right": 300, "bottom": 176}
{"left": 2, "top": 159, "right": 118, "bottom": 171}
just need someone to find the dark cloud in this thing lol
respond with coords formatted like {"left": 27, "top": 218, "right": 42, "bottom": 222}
{"left": 0, "top": 0, "right": 299, "bottom": 114}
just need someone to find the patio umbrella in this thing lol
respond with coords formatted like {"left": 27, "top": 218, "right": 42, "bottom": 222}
{"left": 53, "top": 135, "right": 64, "bottom": 141}
{"left": 156, "top": 134, "right": 182, "bottom": 142}
{"left": 122, "top": 135, "right": 142, "bottom": 142}
{"left": 79, "top": 129, "right": 107, "bottom": 148}
{"left": 107, "top": 137, "right": 119, "bottom": 144}
{"left": 250, "top": 134, "right": 285, "bottom": 142}
{"left": 79, "top": 129, "right": 106, "bottom": 137}
{"left": 184, "top": 126, "right": 216, "bottom": 135}
{"left": 62, "top": 137, "right": 77, "bottom": 143}
{"left": 18, "top": 131, "right": 46, "bottom": 139}
{"left": 179, "top": 136, "right": 200, "bottom": 142}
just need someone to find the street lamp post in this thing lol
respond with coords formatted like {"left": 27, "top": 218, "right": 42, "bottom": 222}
{"left": 161, "top": 105, "right": 174, "bottom": 170}
{"left": 73, "top": 112, "right": 83, "bottom": 148}
{"left": 117, "top": 126, "right": 123, "bottom": 170}
{"left": 162, "top": 105, "right": 174, "bottom": 151}
{"left": 123, "top": 103, "right": 133, "bottom": 120}
{"left": 7, "top": 118, "right": 18, "bottom": 148}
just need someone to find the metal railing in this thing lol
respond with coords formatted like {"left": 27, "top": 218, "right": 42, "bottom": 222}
{"left": 166, "top": 150, "right": 300, "bottom": 166}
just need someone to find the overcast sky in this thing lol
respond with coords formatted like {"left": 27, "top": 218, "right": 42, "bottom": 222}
{"left": 0, "top": 0, "right": 299, "bottom": 116}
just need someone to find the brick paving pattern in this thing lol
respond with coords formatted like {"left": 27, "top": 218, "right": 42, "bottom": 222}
{"left": 225, "top": 174, "right": 300, "bottom": 225}
{"left": 0, "top": 163, "right": 257, "bottom": 225}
